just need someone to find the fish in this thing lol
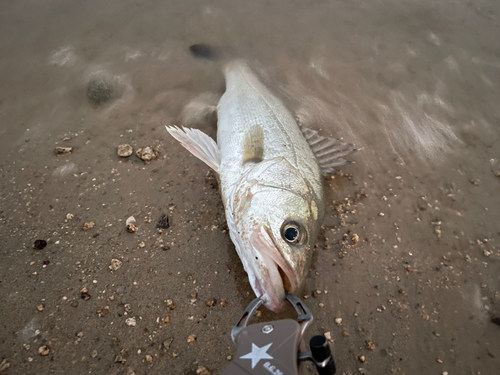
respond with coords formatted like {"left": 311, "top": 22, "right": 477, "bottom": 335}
{"left": 166, "top": 59, "right": 356, "bottom": 312}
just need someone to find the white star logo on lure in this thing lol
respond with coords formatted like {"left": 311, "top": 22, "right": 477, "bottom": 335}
{"left": 240, "top": 343, "right": 274, "bottom": 369}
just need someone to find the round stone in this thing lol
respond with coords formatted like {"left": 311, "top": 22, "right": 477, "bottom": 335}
{"left": 87, "top": 79, "right": 112, "bottom": 104}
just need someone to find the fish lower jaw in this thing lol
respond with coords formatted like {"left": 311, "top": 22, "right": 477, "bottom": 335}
{"left": 256, "top": 258, "right": 287, "bottom": 312}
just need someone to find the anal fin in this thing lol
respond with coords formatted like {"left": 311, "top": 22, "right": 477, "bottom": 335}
{"left": 301, "top": 126, "right": 359, "bottom": 175}
{"left": 165, "top": 126, "right": 221, "bottom": 172}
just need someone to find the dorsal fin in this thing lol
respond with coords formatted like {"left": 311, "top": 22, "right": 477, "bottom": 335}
{"left": 300, "top": 126, "right": 359, "bottom": 175}
{"left": 242, "top": 125, "right": 264, "bottom": 164}
{"left": 165, "top": 126, "right": 221, "bottom": 172}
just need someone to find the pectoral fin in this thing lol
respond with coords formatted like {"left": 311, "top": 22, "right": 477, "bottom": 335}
{"left": 301, "top": 126, "right": 358, "bottom": 175}
{"left": 243, "top": 125, "right": 264, "bottom": 164}
{"left": 165, "top": 126, "right": 221, "bottom": 172}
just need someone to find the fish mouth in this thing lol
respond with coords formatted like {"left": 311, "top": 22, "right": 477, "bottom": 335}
{"left": 251, "top": 226, "right": 298, "bottom": 312}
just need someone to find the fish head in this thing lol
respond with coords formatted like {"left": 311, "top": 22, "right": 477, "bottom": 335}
{"left": 230, "top": 157, "right": 323, "bottom": 312}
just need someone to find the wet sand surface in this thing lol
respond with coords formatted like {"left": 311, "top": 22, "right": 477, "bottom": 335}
{"left": 1, "top": 0, "right": 500, "bottom": 374}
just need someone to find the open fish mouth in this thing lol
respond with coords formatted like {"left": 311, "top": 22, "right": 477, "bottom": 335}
{"left": 251, "top": 226, "right": 298, "bottom": 311}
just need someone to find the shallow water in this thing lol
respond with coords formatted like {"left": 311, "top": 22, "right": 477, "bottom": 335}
{"left": 0, "top": 1, "right": 499, "bottom": 374}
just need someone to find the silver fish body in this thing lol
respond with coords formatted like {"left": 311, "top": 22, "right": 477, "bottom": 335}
{"left": 217, "top": 61, "right": 324, "bottom": 311}
{"left": 167, "top": 60, "right": 354, "bottom": 312}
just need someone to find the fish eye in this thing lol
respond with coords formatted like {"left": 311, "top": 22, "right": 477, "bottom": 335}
{"left": 282, "top": 222, "right": 305, "bottom": 245}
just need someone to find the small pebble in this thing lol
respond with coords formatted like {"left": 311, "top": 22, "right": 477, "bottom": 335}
{"left": 324, "top": 331, "right": 333, "bottom": 342}
{"left": 54, "top": 146, "right": 73, "bottom": 155}
{"left": 378, "top": 212, "right": 385, "bottom": 217}
{"left": 109, "top": 259, "right": 123, "bottom": 271}
{"left": 358, "top": 355, "right": 365, "bottom": 363}
{"left": 187, "top": 334, "right": 197, "bottom": 343}
{"left": 126, "top": 216, "right": 138, "bottom": 233}
{"left": 0, "top": 359, "right": 10, "bottom": 372}
{"left": 37, "top": 304, "right": 45, "bottom": 312}
{"left": 82, "top": 222, "right": 95, "bottom": 231}
{"left": 38, "top": 345, "right": 50, "bottom": 356}
{"left": 117, "top": 144, "right": 134, "bottom": 158}
{"left": 136, "top": 146, "right": 159, "bottom": 162}
{"left": 138, "top": 242, "right": 145, "bottom": 248}
{"left": 66, "top": 213, "right": 75, "bottom": 220}
{"left": 145, "top": 355, "right": 153, "bottom": 363}
{"left": 33, "top": 240, "right": 47, "bottom": 250}
{"left": 125, "top": 317, "right": 137, "bottom": 327}
{"left": 197, "top": 365, "right": 210, "bottom": 375}
{"left": 166, "top": 299, "right": 176, "bottom": 310}
{"left": 365, "top": 341, "right": 376, "bottom": 350}
{"left": 164, "top": 317, "right": 170, "bottom": 323}
{"left": 127, "top": 223, "right": 138, "bottom": 233}
{"left": 437, "top": 358, "right": 443, "bottom": 364}
{"left": 206, "top": 298, "right": 217, "bottom": 307}
{"left": 335, "top": 318, "right": 342, "bottom": 325}
{"left": 91, "top": 350, "right": 98, "bottom": 358}
{"left": 81, "top": 287, "right": 91, "bottom": 300}
{"left": 469, "top": 178, "right": 480, "bottom": 185}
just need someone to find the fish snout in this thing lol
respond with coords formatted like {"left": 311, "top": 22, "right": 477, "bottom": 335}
{"left": 250, "top": 226, "right": 299, "bottom": 311}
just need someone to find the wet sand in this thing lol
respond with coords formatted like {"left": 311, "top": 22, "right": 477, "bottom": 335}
{"left": 0, "top": 0, "right": 499, "bottom": 374}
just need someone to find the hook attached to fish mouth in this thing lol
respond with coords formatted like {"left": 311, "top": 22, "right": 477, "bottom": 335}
{"left": 250, "top": 226, "right": 298, "bottom": 312}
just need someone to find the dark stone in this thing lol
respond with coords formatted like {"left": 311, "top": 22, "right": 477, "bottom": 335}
{"left": 189, "top": 44, "right": 218, "bottom": 60}
{"left": 87, "top": 79, "right": 112, "bottom": 104}
{"left": 81, "top": 292, "right": 91, "bottom": 300}
{"left": 33, "top": 240, "right": 47, "bottom": 250}
{"left": 156, "top": 215, "right": 169, "bottom": 232}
